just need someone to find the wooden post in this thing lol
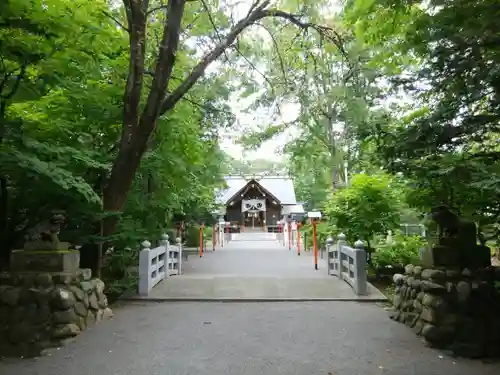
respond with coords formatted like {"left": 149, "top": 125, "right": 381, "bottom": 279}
{"left": 297, "top": 223, "right": 301, "bottom": 256}
{"left": 199, "top": 223, "right": 204, "bottom": 258}
{"left": 313, "top": 220, "right": 318, "bottom": 270}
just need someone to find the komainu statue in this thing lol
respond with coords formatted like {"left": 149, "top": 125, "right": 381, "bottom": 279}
{"left": 431, "top": 205, "right": 476, "bottom": 245}
{"left": 23, "top": 211, "right": 66, "bottom": 251}
{"left": 430, "top": 205, "right": 490, "bottom": 269}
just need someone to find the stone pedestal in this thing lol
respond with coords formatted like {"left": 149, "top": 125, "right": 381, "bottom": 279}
{"left": 421, "top": 245, "right": 491, "bottom": 269}
{"left": 463, "top": 245, "right": 491, "bottom": 269}
{"left": 390, "top": 265, "right": 500, "bottom": 358}
{"left": 10, "top": 250, "right": 80, "bottom": 274}
{"left": 422, "top": 245, "right": 461, "bottom": 268}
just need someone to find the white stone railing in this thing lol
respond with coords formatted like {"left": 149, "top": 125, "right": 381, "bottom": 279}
{"left": 138, "top": 234, "right": 182, "bottom": 296}
{"left": 326, "top": 233, "right": 368, "bottom": 295}
{"left": 216, "top": 222, "right": 233, "bottom": 247}
{"left": 280, "top": 224, "right": 301, "bottom": 250}
{"left": 218, "top": 224, "right": 224, "bottom": 247}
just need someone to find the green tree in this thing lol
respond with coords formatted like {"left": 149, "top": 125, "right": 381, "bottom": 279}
{"left": 324, "top": 173, "right": 401, "bottom": 247}
{"left": 102, "top": 0, "right": 348, "bottom": 236}
{"left": 0, "top": 0, "right": 122, "bottom": 264}
{"left": 344, "top": 0, "right": 500, "bottom": 244}
{"left": 0, "top": 0, "right": 234, "bottom": 278}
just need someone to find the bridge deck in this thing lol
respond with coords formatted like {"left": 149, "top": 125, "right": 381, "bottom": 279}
{"left": 132, "top": 233, "right": 386, "bottom": 301}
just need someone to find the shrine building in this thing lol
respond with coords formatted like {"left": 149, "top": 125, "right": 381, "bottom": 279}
{"left": 215, "top": 175, "right": 305, "bottom": 231}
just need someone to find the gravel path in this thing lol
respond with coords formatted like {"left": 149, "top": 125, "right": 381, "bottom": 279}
{"left": 1, "top": 301, "right": 498, "bottom": 375}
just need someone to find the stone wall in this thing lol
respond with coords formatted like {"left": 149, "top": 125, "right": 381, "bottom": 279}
{"left": 0, "top": 269, "right": 113, "bottom": 357}
{"left": 390, "top": 264, "right": 500, "bottom": 358}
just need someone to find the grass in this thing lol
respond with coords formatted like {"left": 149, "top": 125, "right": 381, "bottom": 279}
{"left": 372, "top": 278, "right": 396, "bottom": 302}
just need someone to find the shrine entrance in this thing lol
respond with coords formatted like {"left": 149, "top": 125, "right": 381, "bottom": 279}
{"left": 244, "top": 210, "right": 264, "bottom": 230}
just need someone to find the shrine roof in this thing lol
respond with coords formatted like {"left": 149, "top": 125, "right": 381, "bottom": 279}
{"left": 215, "top": 175, "right": 298, "bottom": 205}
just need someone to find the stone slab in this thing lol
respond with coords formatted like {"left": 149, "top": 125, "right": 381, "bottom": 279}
{"left": 124, "top": 275, "right": 387, "bottom": 301}
{"left": 10, "top": 250, "right": 80, "bottom": 273}
{"left": 423, "top": 246, "right": 461, "bottom": 268}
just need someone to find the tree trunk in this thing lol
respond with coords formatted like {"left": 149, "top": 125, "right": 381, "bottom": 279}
{"left": 0, "top": 177, "right": 8, "bottom": 269}
{"left": 102, "top": 134, "right": 150, "bottom": 235}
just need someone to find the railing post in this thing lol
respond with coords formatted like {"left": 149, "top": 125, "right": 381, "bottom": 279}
{"left": 335, "top": 233, "right": 346, "bottom": 277}
{"left": 176, "top": 237, "right": 182, "bottom": 275}
{"left": 138, "top": 240, "right": 152, "bottom": 296}
{"left": 212, "top": 225, "right": 216, "bottom": 251}
{"left": 337, "top": 233, "right": 347, "bottom": 251}
{"left": 160, "top": 233, "right": 169, "bottom": 279}
{"left": 326, "top": 236, "right": 334, "bottom": 275}
{"left": 354, "top": 240, "right": 368, "bottom": 295}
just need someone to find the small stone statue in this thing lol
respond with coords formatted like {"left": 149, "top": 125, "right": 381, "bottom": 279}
{"left": 23, "top": 211, "right": 66, "bottom": 251}
{"left": 431, "top": 205, "right": 466, "bottom": 239}
{"left": 430, "top": 205, "right": 490, "bottom": 269}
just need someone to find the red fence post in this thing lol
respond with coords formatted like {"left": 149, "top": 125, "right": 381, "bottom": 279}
{"left": 199, "top": 223, "right": 204, "bottom": 258}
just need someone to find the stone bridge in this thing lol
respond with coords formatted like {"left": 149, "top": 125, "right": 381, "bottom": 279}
{"left": 133, "top": 231, "right": 385, "bottom": 301}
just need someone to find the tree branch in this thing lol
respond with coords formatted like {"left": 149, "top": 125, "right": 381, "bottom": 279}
{"left": 138, "top": 0, "right": 186, "bottom": 132}
{"left": 254, "top": 21, "right": 289, "bottom": 88}
{"left": 120, "top": 0, "right": 148, "bottom": 147}
{"left": 147, "top": 0, "right": 197, "bottom": 15}
{"left": 181, "top": 95, "right": 234, "bottom": 116}
{"left": 102, "top": 10, "right": 129, "bottom": 32}
{"left": 199, "top": 0, "right": 230, "bottom": 62}
{"left": 0, "top": 63, "right": 27, "bottom": 101}
{"left": 159, "top": 1, "right": 346, "bottom": 116}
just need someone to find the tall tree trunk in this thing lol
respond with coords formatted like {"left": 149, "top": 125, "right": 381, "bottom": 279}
{"left": 0, "top": 177, "right": 8, "bottom": 269}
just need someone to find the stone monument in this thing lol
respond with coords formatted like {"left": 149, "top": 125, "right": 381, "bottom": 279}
{"left": 2, "top": 210, "right": 113, "bottom": 358}
{"left": 10, "top": 211, "right": 80, "bottom": 274}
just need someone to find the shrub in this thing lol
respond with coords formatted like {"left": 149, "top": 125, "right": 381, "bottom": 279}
{"left": 299, "top": 221, "right": 334, "bottom": 250}
{"left": 203, "top": 225, "right": 213, "bottom": 241}
{"left": 185, "top": 225, "right": 201, "bottom": 247}
{"left": 324, "top": 173, "right": 401, "bottom": 246}
{"left": 371, "top": 232, "right": 426, "bottom": 269}
{"left": 164, "top": 228, "right": 178, "bottom": 243}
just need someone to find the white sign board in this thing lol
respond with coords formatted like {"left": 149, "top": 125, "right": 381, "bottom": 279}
{"left": 307, "top": 211, "right": 322, "bottom": 219}
{"left": 291, "top": 221, "right": 297, "bottom": 231}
